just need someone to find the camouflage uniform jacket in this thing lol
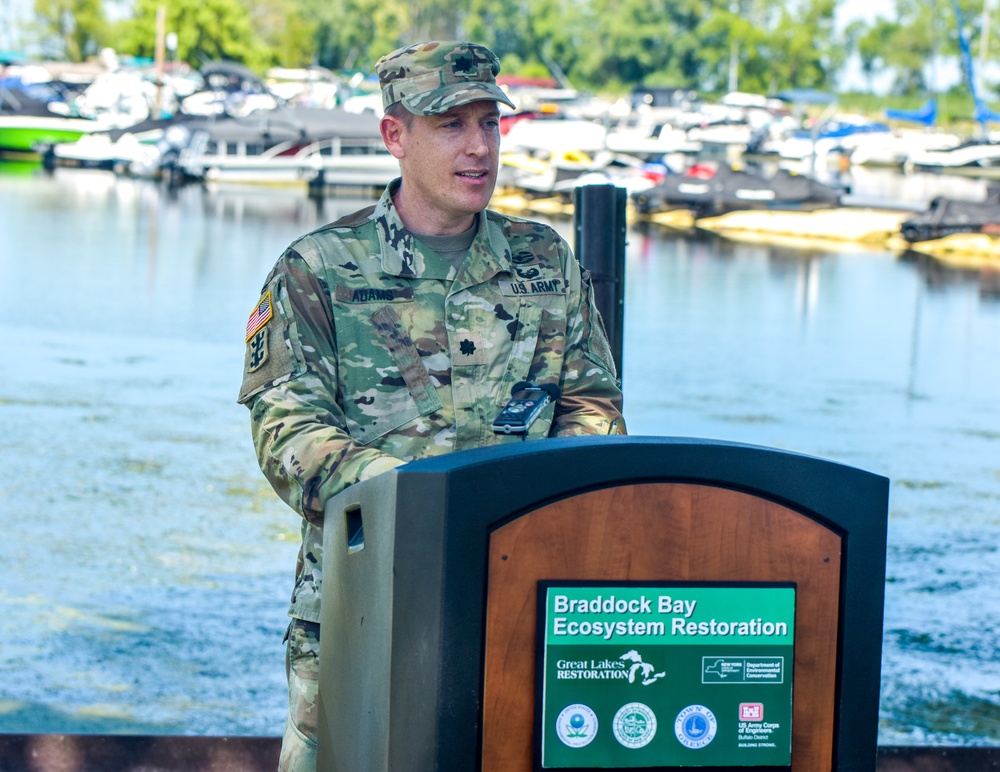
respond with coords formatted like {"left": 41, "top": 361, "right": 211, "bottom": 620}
{"left": 239, "top": 180, "right": 625, "bottom": 623}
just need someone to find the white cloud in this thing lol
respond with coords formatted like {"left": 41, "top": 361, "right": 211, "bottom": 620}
{"left": 835, "top": 0, "right": 898, "bottom": 29}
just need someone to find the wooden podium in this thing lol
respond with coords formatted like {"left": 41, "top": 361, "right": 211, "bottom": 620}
{"left": 316, "top": 436, "right": 889, "bottom": 771}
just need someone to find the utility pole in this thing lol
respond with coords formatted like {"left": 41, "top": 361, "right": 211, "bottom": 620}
{"left": 154, "top": 6, "right": 166, "bottom": 118}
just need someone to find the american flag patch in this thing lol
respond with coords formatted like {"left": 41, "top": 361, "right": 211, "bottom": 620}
{"left": 245, "top": 292, "right": 273, "bottom": 341}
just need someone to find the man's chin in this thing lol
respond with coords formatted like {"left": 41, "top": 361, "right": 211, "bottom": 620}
{"left": 452, "top": 191, "right": 494, "bottom": 217}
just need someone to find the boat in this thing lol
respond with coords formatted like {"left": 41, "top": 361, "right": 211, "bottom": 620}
{"left": 906, "top": 140, "right": 1000, "bottom": 175}
{"left": 265, "top": 66, "right": 345, "bottom": 109}
{"left": 604, "top": 121, "right": 701, "bottom": 160}
{"left": 845, "top": 128, "right": 962, "bottom": 168}
{"left": 46, "top": 118, "right": 172, "bottom": 171}
{"left": 0, "top": 113, "right": 98, "bottom": 157}
{"left": 43, "top": 58, "right": 289, "bottom": 173}
{"left": 756, "top": 114, "right": 893, "bottom": 164}
{"left": 498, "top": 117, "right": 610, "bottom": 194}
{"left": 899, "top": 190, "right": 1000, "bottom": 242}
{"left": 631, "top": 162, "right": 845, "bottom": 219}
{"left": 906, "top": 0, "right": 1000, "bottom": 175}
{"left": 178, "top": 60, "right": 279, "bottom": 117}
{"left": 0, "top": 78, "right": 97, "bottom": 157}
{"left": 147, "top": 106, "right": 398, "bottom": 188}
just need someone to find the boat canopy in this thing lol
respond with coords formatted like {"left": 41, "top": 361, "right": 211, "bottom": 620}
{"left": 885, "top": 99, "right": 937, "bottom": 127}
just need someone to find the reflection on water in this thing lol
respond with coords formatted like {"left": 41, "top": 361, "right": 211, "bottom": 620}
{"left": 1, "top": 166, "right": 998, "bottom": 744}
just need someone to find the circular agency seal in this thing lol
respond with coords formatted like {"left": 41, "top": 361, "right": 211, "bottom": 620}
{"left": 612, "top": 702, "right": 657, "bottom": 749}
{"left": 674, "top": 704, "right": 718, "bottom": 749}
{"left": 556, "top": 704, "right": 599, "bottom": 748}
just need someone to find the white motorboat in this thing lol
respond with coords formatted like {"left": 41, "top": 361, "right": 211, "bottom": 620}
{"left": 906, "top": 140, "right": 1000, "bottom": 174}
{"left": 145, "top": 107, "right": 398, "bottom": 188}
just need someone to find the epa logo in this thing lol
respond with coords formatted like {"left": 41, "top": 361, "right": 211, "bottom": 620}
{"left": 556, "top": 704, "right": 598, "bottom": 748}
{"left": 739, "top": 703, "right": 764, "bottom": 721}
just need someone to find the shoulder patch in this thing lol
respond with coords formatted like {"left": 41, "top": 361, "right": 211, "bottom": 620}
{"left": 245, "top": 292, "right": 273, "bottom": 341}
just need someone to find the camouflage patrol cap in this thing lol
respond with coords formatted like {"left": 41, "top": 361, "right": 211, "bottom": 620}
{"left": 376, "top": 41, "right": 516, "bottom": 116}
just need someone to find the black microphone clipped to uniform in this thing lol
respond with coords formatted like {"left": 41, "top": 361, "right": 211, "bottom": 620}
{"left": 492, "top": 381, "right": 561, "bottom": 436}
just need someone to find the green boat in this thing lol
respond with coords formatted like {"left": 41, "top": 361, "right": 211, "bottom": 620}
{"left": 0, "top": 115, "right": 97, "bottom": 157}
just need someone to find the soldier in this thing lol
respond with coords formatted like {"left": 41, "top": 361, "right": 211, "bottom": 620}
{"left": 238, "top": 40, "right": 625, "bottom": 771}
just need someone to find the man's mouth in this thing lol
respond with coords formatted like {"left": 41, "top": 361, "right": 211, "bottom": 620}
{"left": 458, "top": 171, "right": 488, "bottom": 179}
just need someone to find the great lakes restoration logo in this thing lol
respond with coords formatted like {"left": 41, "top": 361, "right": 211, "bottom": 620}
{"left": 674, "top": 704, "right": 718, "bottom": 749}
{"left": 613, "top": 702, "right": 657, "bottom": 748}
{"left": 555, "top": 649, "right": 666, "bottom": 684}
{"left": 555, "top": 704, "right": 598, "bottom": 748}
{"left": 620, "top": 649, "right": 666, "bottom": 685}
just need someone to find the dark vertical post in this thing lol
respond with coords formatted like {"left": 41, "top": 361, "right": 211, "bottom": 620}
{"left": 573, "top": 184, "right": 626, "bottom": 378}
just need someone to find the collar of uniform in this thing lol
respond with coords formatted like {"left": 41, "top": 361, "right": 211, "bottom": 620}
{"left": 373, "top": 180, "right": 421, "bottom": 278}
{"left": 373, "top": 180, "right": 512, "bottom": 284}
{"left": 449, "top": 210, "right": 511, "bottom": 291}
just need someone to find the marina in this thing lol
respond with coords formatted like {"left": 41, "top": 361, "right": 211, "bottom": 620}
{"left": 7, "top": 55, "right": 1000, "bottom": 266}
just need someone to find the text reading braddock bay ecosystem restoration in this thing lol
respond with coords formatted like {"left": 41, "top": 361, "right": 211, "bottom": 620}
{"left": 551, "top": 593, "right": 790, "bottom": 640}
{"left": 537, "top": 583, "right": 795, "bottom": 769}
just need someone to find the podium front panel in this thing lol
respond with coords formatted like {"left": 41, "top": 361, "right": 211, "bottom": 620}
{"left": 482, "top": 483, "right": 842, "bottom": 771}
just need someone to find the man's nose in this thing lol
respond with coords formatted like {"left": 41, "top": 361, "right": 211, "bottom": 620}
{"left": 466, "top": 126, "right": 491, "bottom": 155}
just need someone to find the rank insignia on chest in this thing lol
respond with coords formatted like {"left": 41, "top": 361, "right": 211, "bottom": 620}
{"left": 452, "top": 332, "right": 487, "bottom": 364}
{"left": 245, "top": 291, "right": 273, "bottom": 341}
{"left": 247, "top": 327, "right": 268, "bottom": 372}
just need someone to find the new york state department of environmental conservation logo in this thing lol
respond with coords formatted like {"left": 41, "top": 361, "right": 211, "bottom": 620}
{"left": 674, "top": 704, "right": 718, "bottom": 749}
{"left": 613, "top": 702, "right": 657, "bottom": 749}
{"left": 555, "top": 704, "right": 598, "bottom": 748}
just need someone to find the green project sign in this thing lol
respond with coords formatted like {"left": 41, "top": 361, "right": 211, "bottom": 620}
{"left": 534, "top": 582, "right": 795, "bottom": 769}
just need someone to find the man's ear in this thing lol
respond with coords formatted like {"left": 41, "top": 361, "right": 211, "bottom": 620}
{"left": 380, "top": 114, "right": 406, "bottom": 160}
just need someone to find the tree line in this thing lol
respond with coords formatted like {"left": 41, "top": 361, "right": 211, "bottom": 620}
{"left": 23, "top": 0, "right": 997, "bottom": 99}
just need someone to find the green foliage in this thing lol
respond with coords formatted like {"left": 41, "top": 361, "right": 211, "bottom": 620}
{"left": 291, "top": 0, "right": 412, "bottom": 71}
{"left": 28, "top": 0, "right": 1000, "bottom": 126}
{"left": 115, "top": 0, "right": 275, "bottom": 71}
{"left": 245, "top": 0, "right": 317, "bottom": 68}
{"left": 34, "top": 0, "right": 107, "bottom": 60}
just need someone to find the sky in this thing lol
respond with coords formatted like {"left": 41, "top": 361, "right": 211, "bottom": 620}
{"left": 836, "top": 0, "right": 897, "bottom": 28}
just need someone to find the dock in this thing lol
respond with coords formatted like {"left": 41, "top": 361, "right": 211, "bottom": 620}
{"left": 490, "top": 190, "right": 1000, "bottom": 265}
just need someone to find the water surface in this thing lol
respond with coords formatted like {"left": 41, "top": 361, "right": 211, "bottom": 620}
{"left": 1, "top": 165, "right": 998, "bottom": 744}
